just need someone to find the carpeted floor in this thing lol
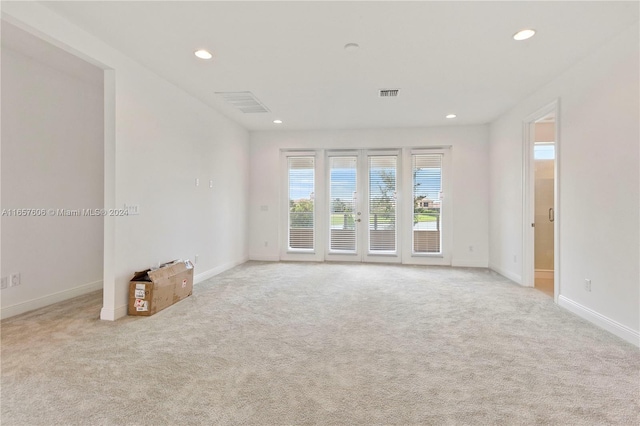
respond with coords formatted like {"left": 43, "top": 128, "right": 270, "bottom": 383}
{"left": 1, "top": 261, "right": 639, "bottom": 425}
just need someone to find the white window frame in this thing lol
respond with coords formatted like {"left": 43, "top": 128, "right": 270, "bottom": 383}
{"left": 280, "top": 150, "right": 324, "bottom": 261}
{"left": 401, "top": 147, "right": 452, "bottom": 265}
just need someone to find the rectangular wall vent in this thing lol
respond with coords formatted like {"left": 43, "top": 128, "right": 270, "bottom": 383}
{"left": 215, "top": 91, "right": 270, "bottom": 113}
{"left": 379, "top": 89, "right": 400, "bottom": 97}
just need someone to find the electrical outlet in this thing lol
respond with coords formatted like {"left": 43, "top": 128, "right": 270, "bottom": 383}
{"left": 584, "top": 279, "right": 591, "bottom": 292}
{"left": 209, "top": 180, "right": 213, "bottom": 189}
{"left": 194, "top": 255, "right": 199, "bottom": 264}
{"left": 0, "top": 277, "right": 8, "bottom": 290}
{"left": 9, "top": 273, "right": 20, "bottom": 287}
{"left": 513, "top": 255, "right": 517, "bottom": 263}
{"left": 195, "top": 178, "right": 200, "bottom": 187}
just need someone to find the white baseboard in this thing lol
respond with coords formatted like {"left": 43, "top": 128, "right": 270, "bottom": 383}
{"left": 101, "top": 305, "right": 127, "bottom": 321}
{"left": 558, "top": 295, "right": 640, "bottom": 347}
{"left": 194, "top": 256, "right": 249, "bottom": 284}
{"left": 1, "top": 280, "right": 103, "bottom": 320}
{"left": 451, "top": 259, "right": 489, "bottom": 268}
{"left": 248, "top": 253, "right": 280, "bottom": 262}
{"left": 101, "top": 257, "right": 250, "bottom": 322}
{"left": 489, "top": 263, "right": 522, "bottom": 284}
{"left": 535, "top": 269, "right": 554, "bottom": 279}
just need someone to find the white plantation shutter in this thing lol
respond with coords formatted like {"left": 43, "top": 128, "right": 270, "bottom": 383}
{"left": 368, "top": 156, "right": 397, "bottom": 252}
{"left": 288, "top": 156, "right": 315, "bottom": 250}
{"left": 412, "top": 153, "right": 442, "bottom": 254}
{"left": 329, "top": 156, "right": 358, "bottom": 252}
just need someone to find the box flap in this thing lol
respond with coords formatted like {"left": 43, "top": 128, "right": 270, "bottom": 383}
{"left": 131, "top": 269, "right": 152, "bottom": 282}
{"left": 147, "top": 261, "right": 189, "bottom": 282}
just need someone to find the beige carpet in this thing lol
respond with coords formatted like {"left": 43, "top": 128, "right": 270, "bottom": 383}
{"left": 1, "top": 261, "right": 638, "bottom": 425}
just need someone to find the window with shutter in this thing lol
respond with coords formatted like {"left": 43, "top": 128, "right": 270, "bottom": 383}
{"left": 412, "top": 153, "right": 442, "bottom": 254}
{"left": 288, "top": 156, "right": 315, "bottom": 251}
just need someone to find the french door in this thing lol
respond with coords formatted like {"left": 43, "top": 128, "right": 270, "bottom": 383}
{"left": 283, "top": 148, "right": 448, "bottom": 264}
{"left": 325, "top": 150, "right": 401, "bottom": 263}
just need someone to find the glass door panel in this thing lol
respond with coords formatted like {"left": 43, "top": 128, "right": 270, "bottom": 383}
{"left": 329, "top": 156, "right": 357, "bottom": 253}
{"left": 368, "top": 156, "right": 397, "bottom": 254}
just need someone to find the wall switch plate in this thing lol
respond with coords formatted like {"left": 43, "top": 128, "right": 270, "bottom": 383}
{"left": 194, "top": 255, "right": 199, "bottom": 264}
{"left": 0, "top": 277, "right": 8, "bottom": 290}
{"left": 9, "top": 273, "right": 20, "bottom": 287}
{"left": 584, "top": 279, "right": 591, "bottom": 292}
{"left": 209, "top": 180, "right": 213, "bottom": 188}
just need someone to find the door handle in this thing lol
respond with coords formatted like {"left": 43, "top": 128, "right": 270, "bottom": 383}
{"left": 549, "top": 208, "right": 554, "bottom": 222}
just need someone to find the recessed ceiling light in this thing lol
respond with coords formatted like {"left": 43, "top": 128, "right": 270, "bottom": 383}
{"left": 344, "top": 43, "right": 360, "bottom": 52}
{"left": 513, "top": 29, "right": 536, "bottom": 41}
{"left": 273, "top": 119, "right": 283, "bottom": 124}
{"left": 194, "top": 49, "right": 213, "bottom": 60}
{"left": 446, "top": 114, "right": 457, "bottom": 119}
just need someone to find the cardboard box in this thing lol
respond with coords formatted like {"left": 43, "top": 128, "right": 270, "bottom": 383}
{"left": 128, "top": 260, "right": 194, "bottom": 316}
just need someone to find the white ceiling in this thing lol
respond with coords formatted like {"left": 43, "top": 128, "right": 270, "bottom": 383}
{"left": 41, "top": 1, "right": 639, "bottom": 131}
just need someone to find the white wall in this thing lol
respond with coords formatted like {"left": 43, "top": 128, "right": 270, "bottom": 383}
{"left": 2, "top": 2, "right": 250, "bottom": 320}
{"left": 111, "top": 59, "right": 250, "bottom": 317}
{"left": 1, "top": 34, "right": 104, "bottom": 318}
{"left": 249, "top": 126, "right": 489, "bottom": 267}
{"left": 489, "top": 22, "right": 639, "bottom": 344}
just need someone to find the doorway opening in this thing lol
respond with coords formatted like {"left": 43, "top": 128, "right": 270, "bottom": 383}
{"left": 523, "top": 100, "right": 559, "bottom": 301}
{"left": 1, "top": 20, "right": 109, "bottom": 318}
{"left": 533, "top": 115, "right": 556, "bottom": 297}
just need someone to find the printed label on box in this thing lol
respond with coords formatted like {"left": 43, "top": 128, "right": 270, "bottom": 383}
{"left": 134, "top": 299, "right": 145, "bottom": 308}
{"left": 134, "top": 289, "right": 145, "bottom": 299}
{"left": 135, "top": 283, "right": 146, "bottom": 291}
{"left": 182, "top": 279, "right": 187, "bottom": 288}
{"left": 135, "top": 300, "right": 148, "bottom": 311}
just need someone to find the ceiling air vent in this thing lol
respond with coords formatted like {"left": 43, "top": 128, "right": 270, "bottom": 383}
{"left": 215, "top": 91, "right": 270, "bottom": 113}
{"left": 378, "top": 88, "right": 399, "bottom": 97}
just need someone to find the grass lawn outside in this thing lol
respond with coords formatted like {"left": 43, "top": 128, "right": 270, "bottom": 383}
{"left": 414, "top": 214, "right": 438, "bottom": 222}
{"left": 331, "top": 214, "right": 355, "bottom": 227}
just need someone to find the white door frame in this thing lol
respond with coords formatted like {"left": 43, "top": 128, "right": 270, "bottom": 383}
{"left": 325, "top": 150, "right": 362, "bottom": 262}
{"left": 522, "top": 99, "right": 560, "bottom": 302}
